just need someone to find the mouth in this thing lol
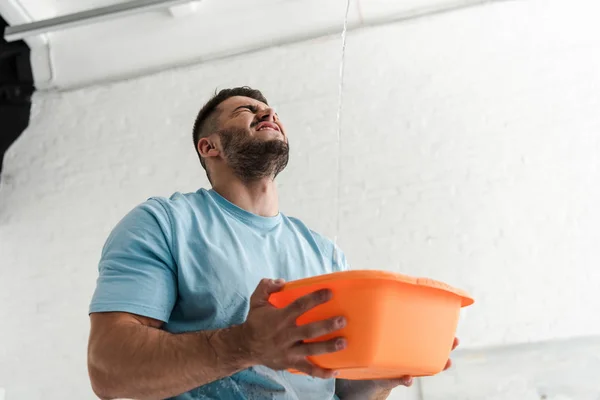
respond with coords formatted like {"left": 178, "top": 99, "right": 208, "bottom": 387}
{"left": 255, "top": 121, "right": 281, "bottom": 132}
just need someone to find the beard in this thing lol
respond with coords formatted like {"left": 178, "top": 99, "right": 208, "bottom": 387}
{"left": 218, "top": 127, "right": 289, "bottom": 183}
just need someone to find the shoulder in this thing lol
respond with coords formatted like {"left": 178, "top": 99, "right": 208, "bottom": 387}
{"left": 139, "top": 188, "right": 213, "bottom": 225}
{"left": 284, "top": 216, "right": 349, "bottom": 272}
{"left": 107, "top": 189, "right": 210, "bottom": 245}
{"left": 146, "top": 188, "right": 211, "bottom": 214}
{"left": 286, "top": 216, "right": 333, "bottom": 247}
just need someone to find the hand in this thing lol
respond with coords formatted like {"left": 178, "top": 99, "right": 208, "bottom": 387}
{"left": 241, "top": 278, "right": 347, "bottom": 379}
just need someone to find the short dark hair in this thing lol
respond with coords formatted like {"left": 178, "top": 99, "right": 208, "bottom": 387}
{"left": 192, "top": 86, "right": 269, "bottom": 180}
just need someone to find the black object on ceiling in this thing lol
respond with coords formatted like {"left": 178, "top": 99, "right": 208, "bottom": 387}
{"left": 1, "top": 15, "right": 34, "bottom": 184}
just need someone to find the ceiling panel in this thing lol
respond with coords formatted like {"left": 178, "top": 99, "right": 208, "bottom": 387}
{"left": 1, "top": 0, "right": 511, "bottom": 89}
{"left": 15, "top": 0, "right": 127, "bottom": 19}
{"left": 27, "top": 0, "right": 363, "bottom": 89}
{"left": 11, "top": 0, "right": 302, "bottom": 20}
{"left": 359, "top": 0, "right": 493, "bottom": 23}
{"left": 0, "top": 0, "right": 56, "bottom": 23}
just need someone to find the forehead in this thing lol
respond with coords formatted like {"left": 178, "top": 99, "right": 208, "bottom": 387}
{"left": 218, "top": 96, "right": 268, "bottom": 113}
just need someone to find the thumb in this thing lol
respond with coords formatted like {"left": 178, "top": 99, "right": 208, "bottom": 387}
{"left": 250, "top": 278, "right": 286, "bottom": 305}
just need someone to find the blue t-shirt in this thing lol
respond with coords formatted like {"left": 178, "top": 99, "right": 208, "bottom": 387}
{"left": 90, "top": 188, "right": 349, "bottom": 400}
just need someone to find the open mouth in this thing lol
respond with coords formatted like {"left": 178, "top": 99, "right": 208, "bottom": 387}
{"left": 256, "top": 122, "right": 280, "bottom": 132}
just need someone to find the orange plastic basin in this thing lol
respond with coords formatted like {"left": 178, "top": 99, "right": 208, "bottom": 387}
{"left": 269, "top": 270, "right": 474, "bottom": 380}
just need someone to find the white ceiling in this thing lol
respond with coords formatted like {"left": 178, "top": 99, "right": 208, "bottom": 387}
{"left": 1, "top": 0, "right": 489, "bottom": 90}
{"left": 10, "top": 0, "right": 128, "bottom": 19}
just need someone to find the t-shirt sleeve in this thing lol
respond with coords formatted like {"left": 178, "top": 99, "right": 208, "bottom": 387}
{"left": 89, "top": 199, "right": 177, "bottom": 323}
{"left": 307, "top": 227, "right": 351, "bottom": 273}
{"left": 332, "top": 244, "right": 350, "bottom": 272}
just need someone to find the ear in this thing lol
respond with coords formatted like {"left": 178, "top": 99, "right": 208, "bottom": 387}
{"left": 198, "top": 137, "right": 220, "bottom": 160}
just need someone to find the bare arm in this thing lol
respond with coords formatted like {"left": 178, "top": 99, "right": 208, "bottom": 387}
{"left": 88, "top": 279, "right": 346, "bottom": 400}
{"left": 87, "top": 312, "right": 250, "bottom": 400}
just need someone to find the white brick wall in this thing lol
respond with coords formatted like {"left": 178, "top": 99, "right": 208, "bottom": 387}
{"left": 1, "top": 1, "right": 600, "bottom": 399}
{"left": 421, "top": 336, "right": 600, "bottom": 400}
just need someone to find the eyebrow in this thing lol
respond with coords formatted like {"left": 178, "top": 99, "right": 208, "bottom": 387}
{"left": 232, "top": 104, "right": 258, "bottom": 114}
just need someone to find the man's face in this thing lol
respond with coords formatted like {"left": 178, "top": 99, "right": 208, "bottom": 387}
{"left": 217, "top": 96, "right": 288, "bottom": 143}
{"left": 213, "top": 96, "right": 289, "bottom": 182}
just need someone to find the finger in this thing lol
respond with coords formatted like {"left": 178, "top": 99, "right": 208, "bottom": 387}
{"left": 452, "top": 337, "right": 460, "bottom": 350}
{"left": 285, "top": 289, "right": 332, "bottom": 320}
{"left": 443, "top": 358, "right": 452, "bottom": 371}
{"left": 400, "top": 376, "right": 414, "bottom": 387}
{"left": 294, "top": 337, "right": 347, "bottom": 357}
{"left": 294, "top": 316, "right": 346, "bottom": 342}
{"left": 293, "top": 359, "right": 338, "bottom": 380}
{"left": 250, "top": 278, "right": 286, "bottom": 306}
{"left": 380, "top": 376, "right": 413, "bottom": 389}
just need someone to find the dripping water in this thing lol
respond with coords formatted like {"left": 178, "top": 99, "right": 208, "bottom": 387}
{"left": 334, "top": 0, "right": 351, "bottom": 246}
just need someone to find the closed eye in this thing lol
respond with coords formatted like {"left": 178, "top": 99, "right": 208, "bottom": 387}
{"left": 233, "top": 105, "right": 258, "bottom": 115}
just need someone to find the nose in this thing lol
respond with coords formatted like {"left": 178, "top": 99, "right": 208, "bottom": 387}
{"left": 257, "top": 107, "right": 276, "bottom": 122}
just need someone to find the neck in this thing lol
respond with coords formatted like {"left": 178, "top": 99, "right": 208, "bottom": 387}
{"left": 211, "top": 175, "right": 279, "bottom": 217}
